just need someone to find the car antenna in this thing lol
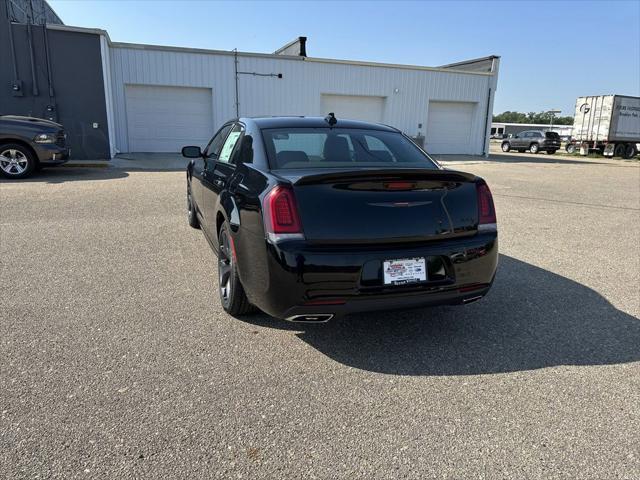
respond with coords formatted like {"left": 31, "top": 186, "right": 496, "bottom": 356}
{"left": 324, "top": 112, "right": 337, "bottom": 127}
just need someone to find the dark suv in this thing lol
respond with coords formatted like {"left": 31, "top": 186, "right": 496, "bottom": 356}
{"left": 501, "top": 130, "right": 561, "bottom": 154}
{"left": 0, "top": 115, "right": 69, "bottom": 179}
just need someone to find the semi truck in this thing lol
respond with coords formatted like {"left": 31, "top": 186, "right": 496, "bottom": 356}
{"left": 567, "top": 95, "right": 640, "bottom": 159}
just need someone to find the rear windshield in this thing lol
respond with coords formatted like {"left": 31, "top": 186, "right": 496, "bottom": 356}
{"left": 261, "top": 128, "right": 438, "bottom": 170}
{"left": 545, "top": 132, "right": 560, "bottom": 139}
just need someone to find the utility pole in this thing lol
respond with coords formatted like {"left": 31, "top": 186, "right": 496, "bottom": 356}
{"left": 547, "top": 109, "right": 561, "bottom": 132}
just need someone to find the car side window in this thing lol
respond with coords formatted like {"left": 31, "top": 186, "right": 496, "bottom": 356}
{"left": 205, "top": 124, "right": 233, "bottom": 161}
{"left": 535, "top": 132, "right": 543, "bottom": 138}
{"left": 218, "top": 124, "right": 243, "bottom": 164}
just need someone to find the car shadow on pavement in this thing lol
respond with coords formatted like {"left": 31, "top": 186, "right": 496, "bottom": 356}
{"left": 241, "top": 254, "right": 640, "bottom": 375}
{"left": 0, "top": 167, "right": 128, "bottom": 184}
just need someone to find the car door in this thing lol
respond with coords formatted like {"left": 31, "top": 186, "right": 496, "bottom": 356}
{"left": 194, "top": 123, "right": 233, "bottom": 226}
{"left": 201, "top": 123, "right": 244, "bottom": 236}
{"left": 533, "top": 131, "right": 543, "bottom": 145}
{"left": 513, "top": 131, "right": 526, "bottom": 148}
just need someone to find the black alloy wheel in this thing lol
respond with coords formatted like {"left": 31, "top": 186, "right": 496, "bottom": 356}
{"left": 217, "top": 224, "right": 254, "bottom": 315}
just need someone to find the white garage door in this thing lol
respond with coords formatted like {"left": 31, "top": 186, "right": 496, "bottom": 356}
{"left": 321, "top": 94, "right": 385, "bottom": 123}
{"left": 426, "top": 101, "right": 476, "bottom": 154}
{"left": 125, "top": 85, "right": 213, "bottom": 152}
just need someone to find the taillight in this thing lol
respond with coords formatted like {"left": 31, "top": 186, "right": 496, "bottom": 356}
{"left": 476, "top": 182, "right": 497, "bottom": 231}
{"left": 263, "top": 185, "right": 304, "bottom": 242}
{"left": 384, "top": 181, "right": 416, "bottom": 190}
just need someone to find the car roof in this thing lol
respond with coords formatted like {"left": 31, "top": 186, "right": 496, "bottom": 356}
{"left": 243, "top": 116, "right": 399, "bottom": 132}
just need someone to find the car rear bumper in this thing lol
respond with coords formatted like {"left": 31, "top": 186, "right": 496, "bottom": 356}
{"left": 542, "top": 142, "right": 561, "bottom": 150}
{"left": 35, "top": 144, "right": 70, "bottom": 165}
{"left": 249, "top": 232, "right": 498, "bottom": 320}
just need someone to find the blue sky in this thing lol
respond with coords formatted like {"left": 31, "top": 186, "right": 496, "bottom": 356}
{"left": 50, "top": 0, "right": 639, "bottom": 116}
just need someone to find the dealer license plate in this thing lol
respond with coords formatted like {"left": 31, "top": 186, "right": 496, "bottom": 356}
{"left": 383, "top": 257, "right": 427, "bottom": 285}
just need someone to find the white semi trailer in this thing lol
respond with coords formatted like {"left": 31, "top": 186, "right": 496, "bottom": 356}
{"left": 567, "top": 95, "right": 640, "bottom": 159}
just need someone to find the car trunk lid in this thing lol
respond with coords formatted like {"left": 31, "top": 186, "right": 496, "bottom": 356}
{"left": 272, "top": 168, "right": 480, "bottom": 244}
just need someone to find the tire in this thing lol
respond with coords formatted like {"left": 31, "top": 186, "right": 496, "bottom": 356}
{"left": 501, "top": 142, "right": 511, "bottom": 152}
{"left": 613, "top": 144, "right": 626, "bottom": 158}
{"left": 529, "top": 143, "right": 539, "bottom": 154}
{"left": 547, "top": 149, "right": 556, "bottom": 155}
{"left": 623, "top": 143, "right": 638, "bottom": 159}
{"left": 566, "top": 143, "right": 576, "bottom": 154}
{"left": 0, "top": 143, "right": 36, "bottom": 179}
{"left": 187, "top": 182, "right": 200, "bottom": 229}
{"left": 217, "top": 223, "right": 255, "bottom": 316}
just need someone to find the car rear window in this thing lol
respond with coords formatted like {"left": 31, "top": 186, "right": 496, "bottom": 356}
{"left": 545, "top": 132, "right": 560, "bottom": 139}
{"left": 262, "top": 128, "right": 438, "bottom": 169}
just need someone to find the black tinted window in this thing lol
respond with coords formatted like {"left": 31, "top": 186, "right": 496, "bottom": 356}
{"left": 205, "top": 124, "right": 233, "bottom": 160}
{"left": 262, "top": 128, "right": 437, "bottom": 170}
{"left": 545, "top": 132, "right": 560, "bottom": 139}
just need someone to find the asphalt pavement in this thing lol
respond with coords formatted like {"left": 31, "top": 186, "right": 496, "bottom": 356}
{"left": 1, "top": 154, "right": 639, "bottom": 479}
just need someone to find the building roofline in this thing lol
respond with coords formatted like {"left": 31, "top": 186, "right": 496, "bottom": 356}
{"left": 46, "top": 23, "right": 112, "bottom": 42}
{"left": 273, "top": 36, "right": 307, "bottom": 56}
{"left": 43, "top": 0, "right": 64, "bottom": 24}
{"left": 438, "top": 55, "right": 500, "bottom": 69}
{"left": 302, "top": 56, "right": 493, "bottom": 75}
{"left": 492, "top": 122, "right": 573, "bottom": 127}
{"left": 44, "top": 24, "right": 497, "bottom": 76}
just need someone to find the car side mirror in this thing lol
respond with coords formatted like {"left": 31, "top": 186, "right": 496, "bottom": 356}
{"left": 182, "top": 146, "right": 202, "bottom": 158}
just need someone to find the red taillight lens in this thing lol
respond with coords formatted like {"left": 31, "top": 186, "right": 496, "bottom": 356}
{"left": 476, "top": 182, "right": 496, "bottom": 225}
{"left": 384, "top": 181, "right": 416, "bottom": 190}
{"left": 263, "top": 185, "right": 303, "bottom": 236}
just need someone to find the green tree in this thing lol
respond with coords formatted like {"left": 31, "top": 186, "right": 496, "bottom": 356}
{"left": 493, "top": 111, "right": 574, "bottom": 125}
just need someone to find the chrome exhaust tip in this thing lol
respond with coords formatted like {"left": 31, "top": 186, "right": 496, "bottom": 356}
{"left": 462, "top": 295, "right": 483, "bottom": 304}
{"left": 285, "top": 314, "right": 334, "bottom": 323}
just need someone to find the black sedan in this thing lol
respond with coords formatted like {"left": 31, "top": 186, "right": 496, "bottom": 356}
{"left": 183, "top": 115, "right": 498, "bottom": 323}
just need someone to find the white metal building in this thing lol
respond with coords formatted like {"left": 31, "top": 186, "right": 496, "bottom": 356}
{"left": 77, "top": 26, "right": 501, "bottom": 158}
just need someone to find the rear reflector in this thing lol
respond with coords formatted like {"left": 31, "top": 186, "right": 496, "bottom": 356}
{"left": 476, "top": 182, "right": 497, "bottom": 226}
{"left": 263, "top": 185, "right": 304, "bottom": 242}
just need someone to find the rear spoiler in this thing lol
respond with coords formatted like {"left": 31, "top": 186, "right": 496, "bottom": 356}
{"left": 289, "top": 168, "right": 478, "bottom": 186}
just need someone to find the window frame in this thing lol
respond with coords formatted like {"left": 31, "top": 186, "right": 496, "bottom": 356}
{"left": 204, "top": 123, "right": 234, "bottom": 164}
{"left": 216, "top": 123, "right": 244, "bottom": 166}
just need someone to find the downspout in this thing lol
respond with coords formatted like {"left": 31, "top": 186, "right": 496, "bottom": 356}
{"left": 43, "top": 25, "right": 54, "bottom": 99}
{"left": 26, "top": 0, "right": 39, "bottom": 96}
{"left": 482, "top": 87, "right": 492, "bottom": 156}
{"left": 7, "top": 18, "right": 20, "bottom": 92}
{"left": 483, "top": 56, "right": 500, "bottom": 157}
{"left": 234, "top": 48, "right": 240, "bottom": 118}
{"left": 42, "top": 24, "right": 57, "bottom": 120}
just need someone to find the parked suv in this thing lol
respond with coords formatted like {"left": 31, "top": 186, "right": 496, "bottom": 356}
{"left": 0, "top": 115, "right": 69, "bottom": 179}
{"left": 501, "top": 130, "right": 561, "bottom": 154}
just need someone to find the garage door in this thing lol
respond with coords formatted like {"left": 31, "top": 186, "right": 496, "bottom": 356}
{"left": 320, "top": 94, "right": 385, "bottom": 123}
{"left": 426, "top": 101, "right": 476, "bottom": 154}
{"left": 125, "top": 85, "right": 213, "bottom": 152}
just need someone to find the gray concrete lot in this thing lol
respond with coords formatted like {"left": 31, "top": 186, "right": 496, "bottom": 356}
{"left": 1, "top": 156, "right": 639, "bottom": 479}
